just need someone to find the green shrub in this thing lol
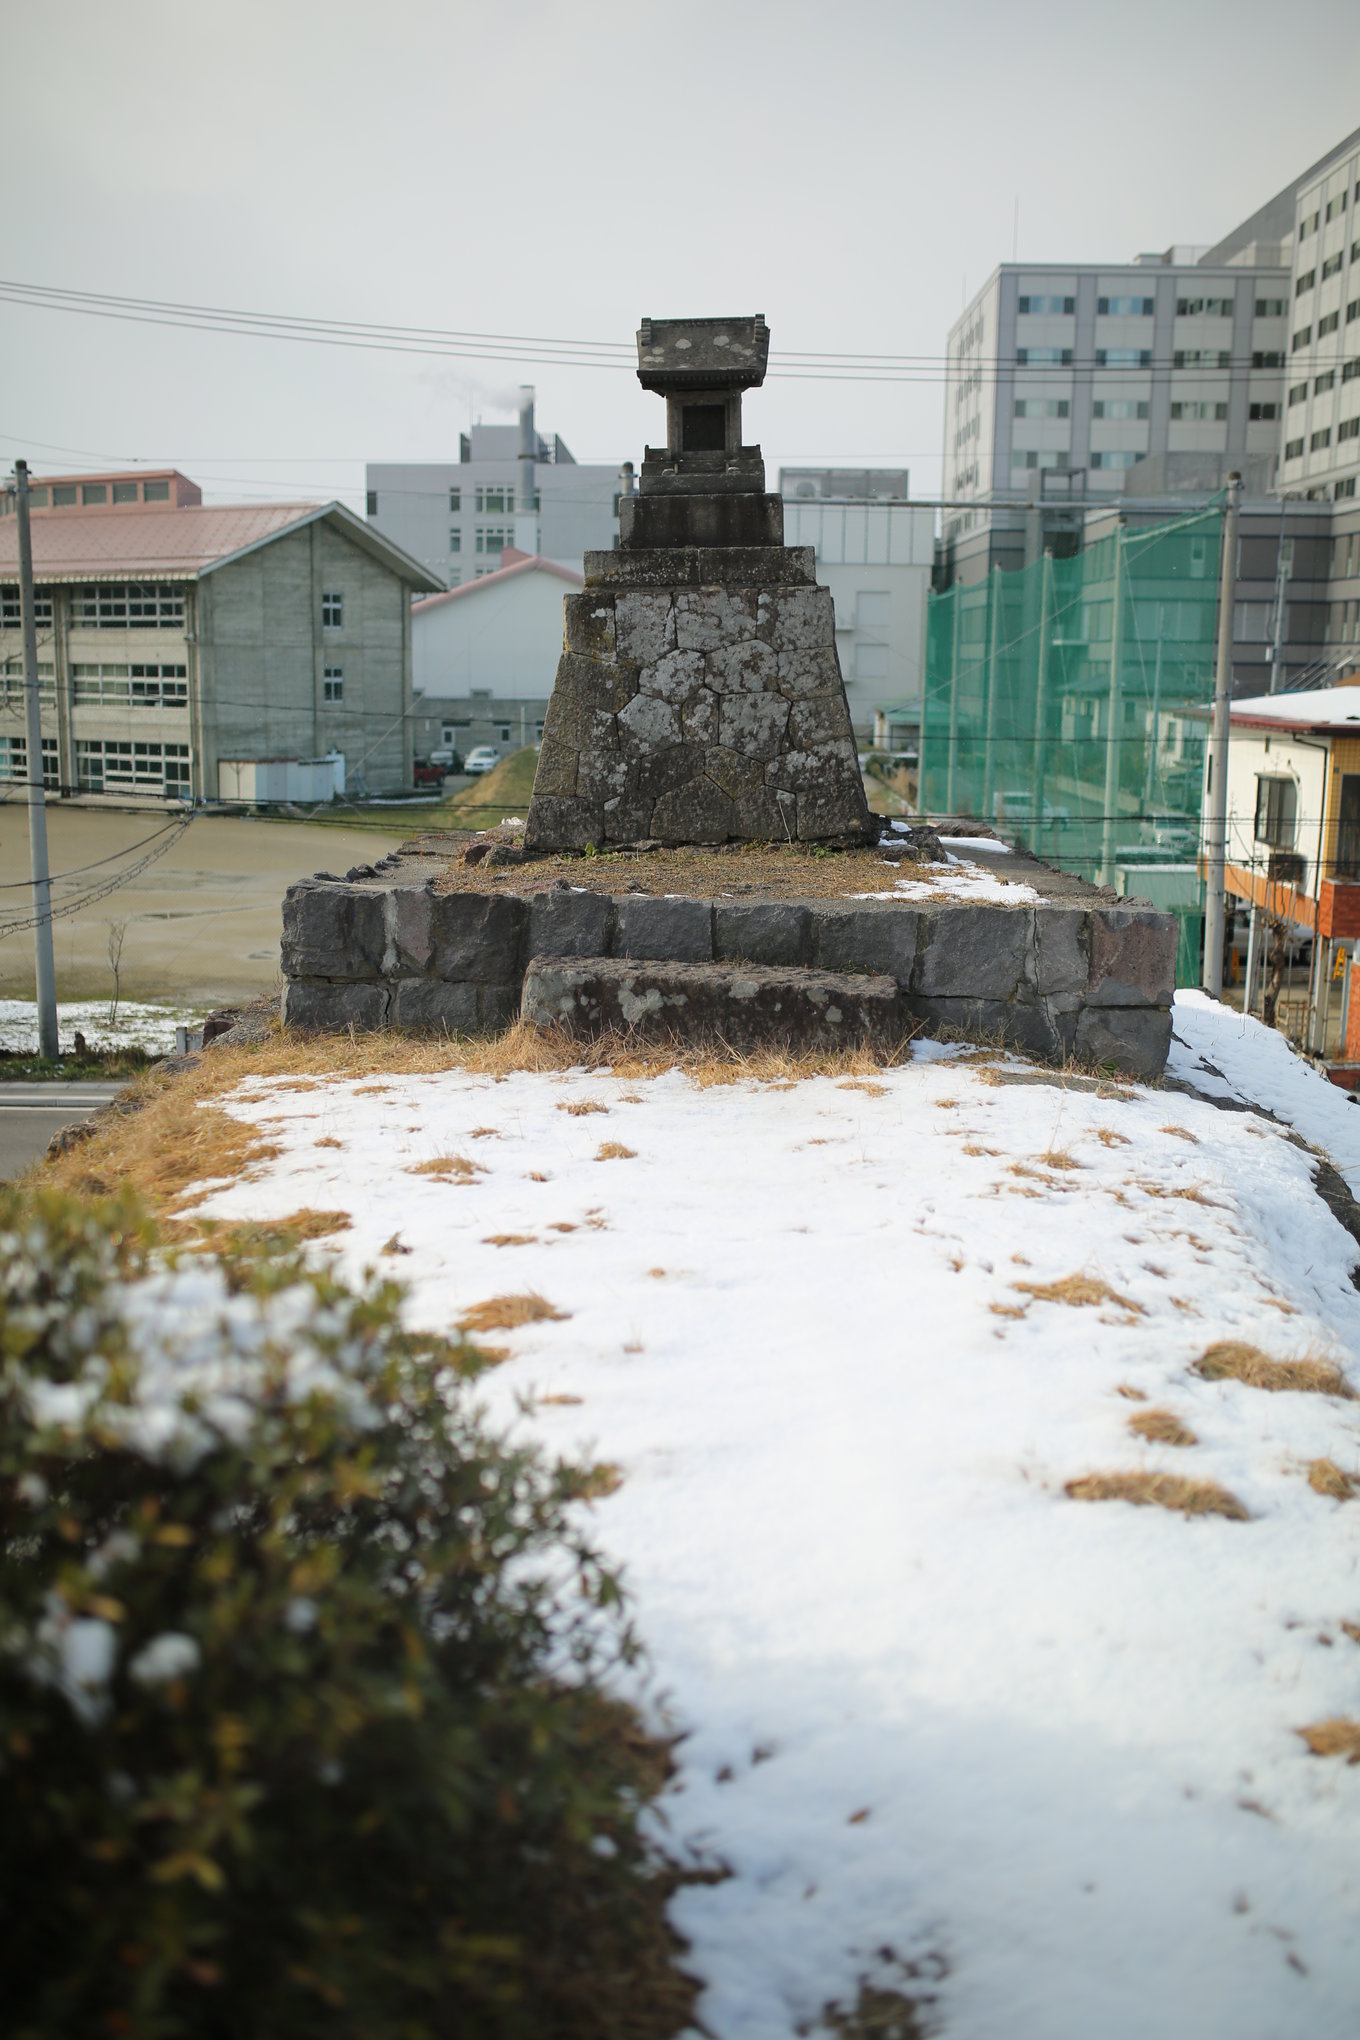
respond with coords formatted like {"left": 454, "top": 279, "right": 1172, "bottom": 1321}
{"left": 0, "top": 1187, "right": 691, "bottom": 2039}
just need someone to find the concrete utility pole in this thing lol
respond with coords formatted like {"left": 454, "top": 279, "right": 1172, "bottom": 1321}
{"left": 1202, "top": 473, "right": 1241, "bottom": 1000}
{"left": 15, "top": 461, "right": 58, "bottom": 1060}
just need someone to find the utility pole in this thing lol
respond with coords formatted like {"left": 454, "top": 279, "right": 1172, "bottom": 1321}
{"left": 1099, "top": 524, "right": 1125, "bottom": 885}
{"left": 1202, "top": 473, "right": 1241, "bottom": 1000}
{"left": 1267, "top": 531, "right": 1292, "bottom": 695}
{"left": 16, "top": 461, "right": 58, "bottom": 1060}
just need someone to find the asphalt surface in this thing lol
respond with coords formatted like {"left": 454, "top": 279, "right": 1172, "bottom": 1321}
{"left": 0, "top": 1082, "right": 124, "bottom": 1180}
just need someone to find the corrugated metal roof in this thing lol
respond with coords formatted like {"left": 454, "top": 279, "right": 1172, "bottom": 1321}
{"left": 0, "top": 502, "right": 317, "bottom": 581}
{"left": 0, "top": 499, "right": 443, "bottom": 592}
{"left": 413, "top": 552, "right": 583, "bottom": 613}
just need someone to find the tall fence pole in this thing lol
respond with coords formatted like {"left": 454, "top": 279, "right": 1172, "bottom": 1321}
{"left": 1099, "top": 527, "right": 1125, "bottom": 885}
{"left": 16, "top": 460, "right": 59, "bottom": 1060}
{"left": 1202, "top": 475, "right": 1241, "bottom": 999}
{"left": 981, "top": 563, "right": 1002, "bottom": 826}
{"left": 945, "top": 585, "right": 961, "bottom": 814}
{"left": 1029, "top": 550, "right": 1052, "bottom": 854}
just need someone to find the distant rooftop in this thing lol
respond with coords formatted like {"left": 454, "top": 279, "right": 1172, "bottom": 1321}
{"left": 0, "top": 469, "right": 201, "bottom": 516}
{"left": 781, "top": 468, "right": 911, "bottom": 501}
{"left": 1198, "top": 123, "right": 1360, "bottom": 268}
{"left": 1232, "top": 684, "right": 1360, "bottom": 733}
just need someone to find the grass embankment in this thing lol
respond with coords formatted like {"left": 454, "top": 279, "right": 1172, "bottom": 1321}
{"left": 303, "top": 747, "right": 541, "bottom": 838}
{"left": 0, "top": 1048, "right": 154, "bottom": 1084}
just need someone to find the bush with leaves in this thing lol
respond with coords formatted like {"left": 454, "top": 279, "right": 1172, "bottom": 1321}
{"left": 0, "top": 1187, "right": 691, "bottom": 2039}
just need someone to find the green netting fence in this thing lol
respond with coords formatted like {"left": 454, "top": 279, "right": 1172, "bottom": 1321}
{"left": 920, "top": 507, "right": 1223, "bottom": 986}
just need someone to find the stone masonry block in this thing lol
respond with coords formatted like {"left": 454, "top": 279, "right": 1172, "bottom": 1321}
{"left": 479, "top": 983, "right": 525, "bottom": 1031}
{"left": 527, "top": 886, "right": 614, "bottom": 960}
{"left": 542, "top": 692, "right": 619, "bottom": 756}
{"left": 674, "top": 588, "right": 758, "bottom": 651}
{"left": 614, "top": 590, "right": 676, "bottom": 661}
{"left": 682, "top": 691, "right": 720, "bottom": 745}
{"left": 639, "top": 648, "right": 706, "bottom": 705}
{"left": 796, "top": 779, "right": 874, "bottom": 842}
{"left": 704, "top": 746, "right": 766, "bottom": 802}
{"left": 430, "top": 891, "right": 526, "bottom": 982}
{"left": 382, "top": 885, "right": 434, "bottom": 975}
{"left": 391, "top": 978, "right": 479, "bottom": 1034}
{"left": 651, "top": 778, "right": 735, "bottom": 843}
{"left": 612, "top": 893, "right": 714, "bottom": 962}
{"left": 719, "top": 692, "right": 790, "bottom": 759}
{"left": 788, "top": 698, "right": 855, "bottom": 749}
{"left": 618, "top": 692, "right": 683, "bottom": 747}
{"left": 551, "top": 650, "right": 639, "bottom": 715}
{"left": 777, "top": 647, "right": 842, "bottom": 698}
{"left": 813, "top": 905, "right": 918, "bottom": 984}
{"left": 904, "top": 994, "right": 1060, "bottom": 1061}
{"left": 577, "top": 751, "right": 628, "bottom": 803}
{"left": 523, "top": 795, "right": 602, "bottom": 852}
{"left": 283, "top": 978, "right": 390, "bottom": 1031}
{"left": 532, "top": 735, "right": 579, "bottom": 798}
{"left": 1087, "top": 907, "right": 1177, "bottom": 1008}
{"left": 563, "top": 592, "right": 616, "bottom": 658}
{"left": 713, "top": 901, "right": 812, "bottom": 967}
{"left": 281, "top": 882, "right": 387, "bottom": 981}
{"left": 1028, "top": 906, "right": 1089, "bottom": 998}
{"left": 705, "top": 640, "right": 779, "bottom": 693}
{"left": 758, "top": 586, "right": 835, "bottom": 650}
{"left": 914, "top": 905, "right": 1032, "bottom": 1001}
{"left": 1074, "top": 1004, "right": 1174, "bottom": 1079}
{"left": 521, "top": 955, "right": 903, "bottom": 1053}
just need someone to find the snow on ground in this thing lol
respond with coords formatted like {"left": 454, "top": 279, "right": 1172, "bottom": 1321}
{"left": 854, "top": 854, "right": 1041, "bottom": 906}
{"left": 0, "top": 998, "right": 202, "bottom": 1055}
{"left": 191, "top": 1000, "right": 1360, "bottom": 2038}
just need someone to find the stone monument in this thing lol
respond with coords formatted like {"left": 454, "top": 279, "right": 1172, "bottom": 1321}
{"left": 523, "top": 315, "right": 875, "bottom": 850}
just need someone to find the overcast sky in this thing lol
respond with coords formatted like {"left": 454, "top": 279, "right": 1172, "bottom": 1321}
{"left": 4, "top": 0, "right": 1358, "bottom": 510}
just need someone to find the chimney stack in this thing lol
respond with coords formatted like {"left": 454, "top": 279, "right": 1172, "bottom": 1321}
{"left": 514, "top": 386, "right": 539, "bottom": 556}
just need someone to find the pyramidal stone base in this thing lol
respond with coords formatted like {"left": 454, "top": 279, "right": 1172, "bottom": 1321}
{"left": 524, "top": 546, "right": 875, "bottom": 851}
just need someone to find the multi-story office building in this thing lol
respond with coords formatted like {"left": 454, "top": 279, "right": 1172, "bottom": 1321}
{"left": 940, "top": 255, "right": 1290, "bottom": 569}
{"left": 366, "top": 389, "right": 622, "bottom": 590}
{"left": 778, "top": 468, "right": 934, "bottom": 743}
{"left": 0, "top": 470, "right": 439, "bottom": 803}
{"left": 1277, "top": 130, "right": 1360, "bottom": 504}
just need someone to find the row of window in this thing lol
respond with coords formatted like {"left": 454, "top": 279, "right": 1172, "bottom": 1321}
{"left": 0, "top": 735, "right": 59, "bottom": 789}
{"left": 71, "top": 662, "right": 187, "bottom": 707}
{"left": 20, "top": 479, "right": 173, "bottom": 511}
{"left": 76, "top": 740, "right": 191, "bottom": 795}
{"left": 1300, "top": 194, "right": 1358, "bottom": 239}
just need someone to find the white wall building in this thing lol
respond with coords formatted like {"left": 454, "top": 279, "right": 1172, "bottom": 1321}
{"left": 779, "top": 470, "right": 934, "bottom": 744}
{"left": 411, "top": 551, "right": 581, "bottom": 761}
{"left": 367, "top": 390, "right": 621, "bottom": 590}
{"left": 1278, "top": 130, "right": 1360, "bottom": 503}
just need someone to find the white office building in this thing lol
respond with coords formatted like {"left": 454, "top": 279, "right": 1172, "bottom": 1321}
{"left": 779, "top": 469, "right": 934, "bottom": 745}
{"left": 1278, "top": 130, "right": 1360, "bottom": 503}
{"left": 411, "top": 551, "right": 582, "bottom": 762}
{"left": 367, "top": 389, "right": 621, "bottom": 590}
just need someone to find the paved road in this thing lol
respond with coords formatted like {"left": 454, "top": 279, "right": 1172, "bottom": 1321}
{"left": 0, "top": 1083, "right": 125, "bottom": 1181}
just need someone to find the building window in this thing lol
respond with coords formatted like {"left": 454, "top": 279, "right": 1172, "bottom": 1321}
{"left": 1254, "top": 775, "right": 1297, "bottom": 848}
{"left": 1017, "top": 295, "right": 1073, "bottom": 314}
{"left": 142, "top": 480, "right": 170, "bottom": 503}
{"left": 75, "top": 738, "right": 189, "bottom": 797}
{"left": 1348, "top": 300, "right": 1360, "bottom": 325}
{"left": 72, "top": 582, "right": 184, "bottom": 629}
{"left": 1344, "top": 359, "right": 1360, "bottom": 383}
{"left": 1285, "top": 437, "right": 1305, "bottom": 460}
{"left": 449, "top": 487, "right": 461, "bottom": 513}
{"left": 1296, "top": 269, "right": 1317, "bottom": 297}
{"left": 1015, "top": 347, "right": 1072, "bottom": 366}
{"left": 449, "top": 528, "right": 462, "bottom": 553}
{"left": 1170, "top": 401, "right": 1228, "bottom": 420}
{"left": 1338, "top": 477, "right": 1358, "bottom": 498}
{"left": 322, "top": 591, "right": 343, "bottom": 628}
{"left": 441, "top": 721, "right": 469, "bottom": 745}
{"left": 323, "top": 665, "right": 343, "bottom": 703}
{"left": 1252, "top": 350, "right": 1284, "bottom": 368}
{"left": 1020, "top": 450, "right": 1070, "bottom": 470}
{"left": 0, "top": 734, "right": 59, "bottom": 788}
{"left": 1013, "top": 398, "right": 1069, "bottom": 417}
{"left": 1322, "top": 253, "right": 1344, "bottom": 281}
{"left": 1092, "top": 399, "right": 1149, "bottom": 420}
{"left": 80, "top": 483, "right": 107, "bottom": 505}
{"left": 51, "top": 485, "right": 77, "bottom": 507}
{"left": 1090, "top": 451, "right": 1141, "bottom": 470}
{"left": 1292, "top": 327, "right": 1312, "bottom": 352}
{"left": 475, "top": 526, "right": 511, "bottom": 554}
{"left": 1099, "top": 296, "right": 1154, "bottom": 315}
{"left": 125, "top": 663, "right": 187, "bottom": 707}
{"left": 499, "top": 725, "right": 511, "bottom": 743}
{"left": 1300, "top": 210, "right": 1320, "bottom": 238}
{"left": 1096, "top": 348, "right": 1151, "bottom": 367}
{"left": 1289, "top": 381, "right": 1309, "bottom": 404}
{"left": 1173, "top": 349, "right": 1230, "bottom": 369}
{"left": 1249, "top": 402, "right": 1280, "bottom": 420}
{"left": 1326, "top": 192, "right": 1349, "bottom": 224}
{"left": 1316, "top": 371, "right": 1336, "bottom": 393}
{"left": 111, "top": 481, "right": 138, "bottom": 505}
{"left": 475, "top": 486, "right": 512, "bottom": 514}
{"left": 1175, "top": 297, "right": 1232, "bottom": 317}
{"left": 1318, "top": 311, "right": 1340, "bottom": 337}
{"left": 1311, "top": 427, "right": 1332, "bottom": 451}
{"left": 1338, "top": 777, "right": 1360, "bottom": 879}
{"left": 0, "top": 585, "right": 54, "bottom": 628}
{"left": 1255, "top": 297, "right": 1286, "bottom": 317}
{"left": 1338, "top": 418, "right": 1360, "bottom": 443}
{"left": 366, "top": 490, "right": 378, "bottom": 516}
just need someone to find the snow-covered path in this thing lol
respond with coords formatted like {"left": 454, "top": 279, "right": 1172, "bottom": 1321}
{"left": 194, "top": 997, "right": 1360, "bottom": 2038}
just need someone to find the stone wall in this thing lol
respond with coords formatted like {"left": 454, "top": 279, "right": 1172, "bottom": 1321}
{"left": 280, "top": 869, "right": 1177, "bottom": 1077}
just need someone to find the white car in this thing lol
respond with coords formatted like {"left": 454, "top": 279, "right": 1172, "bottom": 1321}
{"left": 463, "top": 745, "right": 500, "bottom": 776}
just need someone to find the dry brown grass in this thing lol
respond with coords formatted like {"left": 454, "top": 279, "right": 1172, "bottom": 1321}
{"left": 1159, "top": 1124, "right": 1199, "bottom": 1143}
{"left": 1128, "top": 1407, "right": 1198, "bottom": 1448}
{"left": 1340, "top": 1620, "right": 1360, "bottom": 1647}
{"left": 352, "top": 1083, "right": 393, "bottom": 1096}
{"left": 934, "top": 1097, "right": 959, "bottom": 1110}
{"left": 838, "top": 1080, "right": 889, "bottom": 1096}
{"left": 574, "top": 1462, "right": 624, "bottom": 1500}
{"left": 314, "top": 1135, "right": 343, "bottom": 1150}
{"left": 469, "top": 1126, "right": 500, "bottom": 1139}
{"left": 39, "top": 1078, "right": 279, "bottom": 1217}
{"left": 1193, "top": 1341, "right": 1356, "bottom": 1400}
{"left": 1115, "top": 1383, "right": 1147, "bottom": 1401}
{"left": 1097, "top": 1127, "right": 1130, "bottom": 1147}
{"left": 1038, "top": 1148, "right": 1083, "bottom": 1170}
{"left": 408, "top": 1153, "right": 484, "bottom": 1182}
{"left": 1307, "top": 1458, "right": 1359, "bottom": 1500}
{"left": 181, "top": 1207, "right": 352, "bottom": 1250}
{"left": 457, "top": 1292, "right": 569, "bottom": 1333}
{"left": 558, "top": 1100, "right": 609, "bottom": 1116}
{"left": 1013, "top": 1272, "right": 1142, "bottom": 1314}
{"left": 989, "top": 1302, "right": 1027, "bottom": 1320}
{"left": 963, "top": 1143, "right": 1001, "bottom": 1157}
{"left": 823, "top": 1985, "right": 926, "bottom": 2039}
{"left": 1135, "top": 1178, "right": 1220, "bottom": 1207}
{"left": 537, "top": 1392, "right": 583, "bottom": 1407}
{"left": 483, "top": 1233, "right": 537, "bottom": 1249}
{"left": 1065, "top": 1470, "right": 1249, "bottom": 1520}
{"left": 596, "top": 1141, "right": 636, "bottom": 1161}
{"left": 1296, "top": 1719, "right": 1360, "bottom": 1763}
{"left": 647, "top": 1267, "right": 668, "bottom": 1279}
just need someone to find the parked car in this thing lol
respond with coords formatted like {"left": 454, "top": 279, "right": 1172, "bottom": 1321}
{"left": 412, "top": 756, "right": 455, "bottom": 788}
{"left": 463, "top": 745, "right": 500, "bottom": 776}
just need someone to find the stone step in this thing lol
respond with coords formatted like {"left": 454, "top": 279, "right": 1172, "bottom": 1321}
{"left": 521, "top": 955, "right": 903, "bottom": 1052}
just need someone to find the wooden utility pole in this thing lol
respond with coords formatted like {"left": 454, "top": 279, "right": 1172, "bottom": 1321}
{"left": 1202, "top": 474, "right": 1241, "bottom": 999}
{"left": 15, "top": 460, "right": 58, "bottom": 1060}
